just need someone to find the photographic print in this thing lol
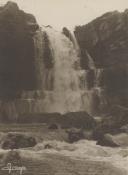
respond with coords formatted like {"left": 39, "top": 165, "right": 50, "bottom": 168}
{"left": 0, "top": 0, "right": 127, "bottom": 174}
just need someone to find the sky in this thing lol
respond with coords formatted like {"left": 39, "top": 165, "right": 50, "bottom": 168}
{"left": 0, "top": 0, "right": 128, "bottom": 30}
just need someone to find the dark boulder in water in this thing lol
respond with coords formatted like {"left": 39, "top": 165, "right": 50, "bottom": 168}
{"left": 102, "top": 105, "right": 128, "bottom": 131}
{"left": 44, "top": 144, "right": 53, "bottom": 149}
{"left": 48, "top": 123, "right": 59, "bottom": 130}
{"left": 66, "top": 128, "right": 85, "bottom": 143}
{"left": 97, "top": 134, "right": 119, "bottom": 147}
{"left": 92, "top": 105, "right": 128, "bottom": 139}
{"left": 19, "top": 112, "right": 96, "bottom": 129}
{"left": 1, "top": 133, "right": 37, "bottom": 149}
{"left": 63, "top": 112, "right": 96, "bottom": 129}
{"left": 97, "top": 133, "right": 128, "bottom": 147}
{"left": 62, "top": 27, "right": 73, "bottom": 42}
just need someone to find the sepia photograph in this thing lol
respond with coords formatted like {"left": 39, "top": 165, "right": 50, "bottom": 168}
{"left": 0, "top": 0, "right": 127, "bottom": 174}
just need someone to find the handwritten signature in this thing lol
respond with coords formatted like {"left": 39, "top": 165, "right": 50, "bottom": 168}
{"left": 1, "top": 163, "right": 27, "bottom": 175}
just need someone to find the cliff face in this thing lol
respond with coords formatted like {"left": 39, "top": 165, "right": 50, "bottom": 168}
{"left": 75, "top": 10, "right": 128, "bottom": 68}
{"left": 75, "top": 10, "right": 128, "bottom": 114}
{"left": 0, "top": 1, "right": 43, "bottom": 121}
{"left": 0, "top": 1, "right": 39, "bottom": 99}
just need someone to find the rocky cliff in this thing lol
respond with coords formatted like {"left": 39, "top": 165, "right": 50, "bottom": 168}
{"left": 75, "top": 10, "right": 128, "bottom": 114}
{"left": 0, "top": 1, "right": 39, "bottom": 98}
{"left": 0, "top": 1, "right": 41, "bottom": 121}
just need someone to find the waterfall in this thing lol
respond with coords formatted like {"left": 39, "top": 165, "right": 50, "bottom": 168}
{"left": 86, "top": 51, "right": 95, "bottom": 70}
{"left": 94, "top": 68, "right": 104, "bottom": 87}
{"left": 0, "top": 27, "right": 104, "bottom": 118}
{"left": 41, "top": 27, "right": 87, "bottom": 114}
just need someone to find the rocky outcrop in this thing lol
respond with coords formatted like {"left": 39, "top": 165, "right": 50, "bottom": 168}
{"left": 42, "top": 32, "right": 54, "bottom": 69}
{"left": 75, "top": 10, "right": 128, "bottom": 114}
{"left": 92, "top": 105, "right": 128, "bottom": 143}
{"left": 48, "top": 123, "right": 59, "bottom": 130}
{"left": 101, "top": 105, "right": 128, "bottom": 132}
{"left": 0, "top": 2, "right": 47, "bottom": 120}
{"left": 1, "top": 133, "right": 37, "bottom": 149}
{"left": 66, "top": 128, "right": 85, "bottom": 143}
{"left": 0, "top": 1, "right": 39, "bottom": 99}
{"left": 75, "top": 10, "right": 128, "bottom": 68}
{"left": 62, "top": 27, "right": 73, "bottom": 42}
{"left": 97, "top": 133, "right": 128, "bottom": 147}
{"left": 18, "top": 111, "right": 96, "bottom": 129}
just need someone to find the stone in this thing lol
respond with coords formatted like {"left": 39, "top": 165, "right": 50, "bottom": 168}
{"left": 66, "top": 128, "right": 85, "bottom": 143}
{"left": 48, "top": 123, "right": 59, "bottom": 130}
{"left": 1, "top": 133, "right": 37, "bottom": 149}
{"left": 44, "top": 144, "right": 53, "bottom": 149}
{"left": 63, "top": 112, "right": 96, "bottom": 129}
{"left": 102, "top": 105, "right": 128, "bottom": 131}
{"left": 97, "top": 133, "right": 128, "bottom": 147}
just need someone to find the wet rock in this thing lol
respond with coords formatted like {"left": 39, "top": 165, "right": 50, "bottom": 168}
{"left": 93, "top": 126, "right": 104, "bottom": 141}
{"left": 102, "top": 105, "right": 128, "bottom": 131}
{"left": 92, "top": 105, "right": 128, "bottom": 139}
{"left": 97, "top": 134, "right": 119, "bottom": 147}
{"left": 66, "top": 128, "right": 85, "bottom": 143}
{"left": 97, "top": 133, "right": 128, "bottom": 147}
{"left": 42, "top": 31, "right": 54, "bottom": 69}
{"left": 63, "top": 112, "right": 96, "bottom": 129}
{"left": 62, "top": 27, "right": 74, "bottom": 42}
{"left": 44, "top": 144, "right": 53, "bottom": 149}
{"left": 1, "top": 133, "right": 37, "bottom": 149}
{"left": 48, "top": 123, "right": 59, "bottom": 130}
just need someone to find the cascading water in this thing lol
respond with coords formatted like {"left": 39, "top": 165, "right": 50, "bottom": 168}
{"left": 0, "top": 26, "right": 107, "bottom": 118}
{"left": 1, "top": 27, "right": 106, "bottom": 117}
{"left": 28, "top": 26, "right": 104, "bottom": 115}
{"left": 41, "top": 27, "right": 87, "bottom": 113}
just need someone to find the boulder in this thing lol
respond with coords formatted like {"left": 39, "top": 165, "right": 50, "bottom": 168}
{"left": 97, "top": 133, "right": 128, "bottom": 147}
{"left": 44, "top": 144, "right": 53, "bottom": 149}
{"left": 101, "top": 105, "right": 128, "bottom": 131}
{"left": 93, "top": 126, "right": 105, "bottom": 140}
{"left": 62, "top": 27, "right": 75, "bottom": 44}
{"left": 20, "top": 112, "right": 96, "bottom": 129}
{"left": 66, "top": 128, "right": 85, "bottom": 143}
{"left": 1, "top": 133, "right": 37, "bottom": 149}
{"left": 63, "top": 112, "right": 96, "bottom": 129}
{"left": 48, "top": 123, "right": 59, "bottom": 130}
{"left": 92, "top": 105, "right": 128, "bottom": 138}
